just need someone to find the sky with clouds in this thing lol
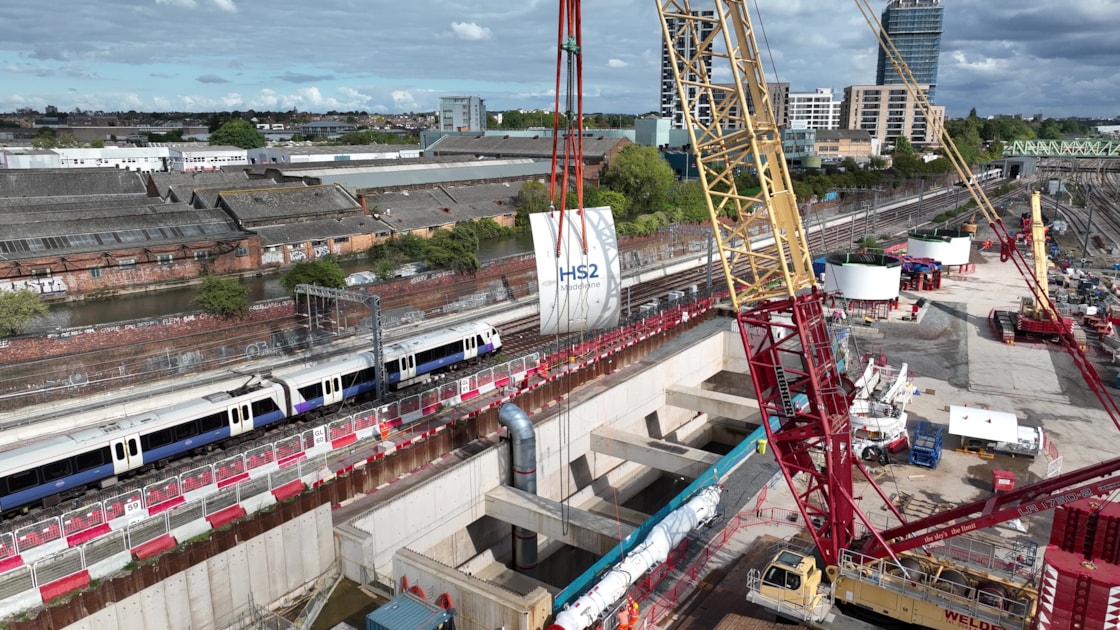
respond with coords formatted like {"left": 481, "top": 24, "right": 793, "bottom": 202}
{"left": 0, "top": 0, "right": 1116, "bottom": 119}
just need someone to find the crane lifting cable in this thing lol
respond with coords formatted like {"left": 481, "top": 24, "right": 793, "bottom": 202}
{"left": 548, "top": 0, "right": 588, "bottom": 256}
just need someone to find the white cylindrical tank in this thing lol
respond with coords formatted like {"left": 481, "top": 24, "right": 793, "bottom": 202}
{"left": 907, "top": 228, "right": 972, "bottom": 266}
{"left": 822, "top": 253, "right": 902, "bottom": 301}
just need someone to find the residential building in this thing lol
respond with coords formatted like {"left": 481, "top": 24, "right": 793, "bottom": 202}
{"left": 660, "top": 9, "right": 714, "bottom": 129}
{"left": 814, "top": 129, "right": 878, "bottom": 164}
{"left": 841, "top": 85, "right": 945, "bottom": 148}
{"left": 439, "top": 96, "right": 487, "bottom": 132}
{"left": 712, "top": 81, "right": 789, "bottom": 130}
{"left": 787, "top": 88, "right": 842, "bottom": 130}
{"left": 876, "top": 0, "right": 944, "bottom": 101}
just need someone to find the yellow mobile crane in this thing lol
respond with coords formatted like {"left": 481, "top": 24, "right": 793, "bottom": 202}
{"left": 657, "top": 1, "right": 1120, "bottom": 629}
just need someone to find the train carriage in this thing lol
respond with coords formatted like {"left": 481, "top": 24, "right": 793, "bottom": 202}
{"left": 0, "top": 320, "right": 500, "bottom": 516}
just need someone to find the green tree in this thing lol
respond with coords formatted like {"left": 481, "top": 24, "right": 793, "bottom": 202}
{"left": 209, "top": 119, "right": 266, "bottom": 149}
{"left": 599, "top": 145, "right": 675, "bottom": 216}
{"left": 584, "top": 186, "right": 630, "bottom": 219}
{"left": 279, "top": 258, "right": 347, "bottom": 294}
{"left": 89, "top": 139, "right": 105, "bottom": 148}
{"left": 514, "top": 180, "right": 552, "bottom": 227}
{"left": 0, "top": 289, "right": 48, "bottom": 337}
{"left": 892, "top": 136, "right": 916, "bottom": 158}
{"left": 192, "top": 276, "right": 249, "bottom": 318}
{"left": 425, "top": 228, "right": 481, "bottom": 275}
{"left": 666, "top": 180, "right": 709, "bottom": 223}
{"left": 1036, "top": 118, "right": 1063, "bottom": 140}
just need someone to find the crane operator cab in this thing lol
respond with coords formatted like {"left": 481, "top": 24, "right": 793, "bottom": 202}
{"left": 746, "top": 549, "right": 830, "bottom": 622}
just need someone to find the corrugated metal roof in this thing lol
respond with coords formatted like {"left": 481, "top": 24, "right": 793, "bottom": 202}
{"left": 319, "top": 158, "right": 552, "bottom": 192}
{"left": 0, "top": 169, "right": 147, "bottom": 198}
{"left": 365, "top": 593, "right": 452, "bottom": 630}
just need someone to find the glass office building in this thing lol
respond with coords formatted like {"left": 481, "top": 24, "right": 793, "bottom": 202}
{"left": 875, "top": 0, "right": 944, "bottom": 101}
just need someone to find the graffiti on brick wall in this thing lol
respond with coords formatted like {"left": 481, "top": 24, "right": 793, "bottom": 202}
{"left": 262, "top": 251, "right": 284, "bottom": 265}
{"left": 313, "top": 244, "right": 329, "bottom": 258}
{"left": 1, "top": 277, "right": 67, "bottom": 295}
{"left": 144, "top": 350, "right": 204, "bottom": 375}
{"left": 289, "top": 250, "right": 307, "bottom": 262}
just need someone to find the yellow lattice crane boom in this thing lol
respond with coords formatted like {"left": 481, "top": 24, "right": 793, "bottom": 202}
{"left": 1023, "top": 191, "right": 1054, "bottom": 321}
{"left": 656, "top": 0, "right": 814, "bottom": 310}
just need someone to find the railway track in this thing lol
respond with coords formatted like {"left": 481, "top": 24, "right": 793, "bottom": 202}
{"left": 1035, "top": 164, "right": 1120, "bottom": 259}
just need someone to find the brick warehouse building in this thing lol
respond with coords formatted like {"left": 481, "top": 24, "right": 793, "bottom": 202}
{"left": 0, "top": 170, "right": 259, "bottom": 297}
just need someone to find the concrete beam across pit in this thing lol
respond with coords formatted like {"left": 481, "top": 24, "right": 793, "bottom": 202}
{"left": 665, "top": 383, "right": 759, "bottom": 420}
{"left": 484, "top": 486, "right": 636, "bottom": 556}
{"left": 589, "top": 427, "right": 720, "bottom": 479}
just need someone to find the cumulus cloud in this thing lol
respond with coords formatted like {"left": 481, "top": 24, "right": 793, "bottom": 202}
{"left": 391, "top": 90, "right": 419, "bottom": 110}
{"left": 451, "top": 22, "right": 492, "bottom": 41}
{"left": 154, "top": 0, "right": 198, "bottom": 7}
{"left": 607, "top": 59, "right": 628, "bottom": 69}
{"left": 211, "top": 0, "right": 237, "bottom": 12}
{"left": 196, "top": 73, "right": 229, "bottom": 84}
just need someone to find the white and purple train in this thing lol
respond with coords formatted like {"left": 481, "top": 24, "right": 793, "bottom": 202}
{"left": 0, "top": 321, "right": 501, "bottom": 516}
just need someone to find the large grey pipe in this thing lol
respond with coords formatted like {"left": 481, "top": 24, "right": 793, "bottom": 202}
{"left": 498, "top": 403, "right": 538, "bottom": 577}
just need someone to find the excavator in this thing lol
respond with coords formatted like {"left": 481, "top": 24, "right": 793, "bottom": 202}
{"left": 657, "top": 1, "right": 1120, "bottom": 629}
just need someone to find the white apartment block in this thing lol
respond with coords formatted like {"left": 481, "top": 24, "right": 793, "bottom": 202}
{"left": 841, "top": 85, "right": 945, "bottom": 147}
{"left": 787, "top": 88, "right": 842, "bottom": 130}
{"left": 439, "top": 96, "right": 487, "bottom": 132}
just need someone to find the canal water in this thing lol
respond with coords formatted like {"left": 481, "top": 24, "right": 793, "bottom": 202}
{"left": 26, "top": 231, "right": 536, "bottom": 334}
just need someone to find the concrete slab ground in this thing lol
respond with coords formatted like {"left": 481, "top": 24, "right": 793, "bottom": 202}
{"left": 662, "top": 246, "right": 1120, "bottom": 628}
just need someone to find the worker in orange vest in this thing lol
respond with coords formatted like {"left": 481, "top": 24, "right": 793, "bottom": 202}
{"left": 616, "top": 604, "right": 633, "bottom": 630}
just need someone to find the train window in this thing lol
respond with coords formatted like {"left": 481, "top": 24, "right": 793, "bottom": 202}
{"left": 476, "top": 335, "right": 486, "bottom": 347}
{"left": 200, "top": 412, "right": 225, "bottom": 433}
{"left": 348, "top": 367, "right": 377, "bottom": 389}
{"left": 128, "top": 440, "right": 138, "bottom": 457}
{"left": 4, "top": 470, "right": 38, "bottom": 494}
{"left": 298, "top": 383, "right": 323, "bottom": 401}
{"left": 383, "top": 361, "right": 395, "bottom": 376}
{"left": 142, "top": 428, "right": 174, "bottom": 450}
{"left": 41, "top": 460, "right": 72, "bottom": 481}
{"left": 251, "top": 397, "right": 280, "bottom": 416}
{"left": 115, "top": 443, "right": 125, "bottom": 460}
{"left": 417, "top": 341, "right": 460, "bottom": 367}
{"left": 174, "top": 422, "right": 198, "bottom": 441}
{"left": 75, "top": 448, "right": 110, "bottom": 472}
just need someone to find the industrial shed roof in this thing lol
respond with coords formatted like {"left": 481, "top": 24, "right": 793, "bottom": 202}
{"left": 217, "top": 184, "right": 361, "bottom": 226}
{"left": 148, "top": 171, "right": 252, "bottom": 198}
{"left": 428, "top": 134, "right": 628, "bottom": 159}
{"left": 0, "top": 194, "right": 156, "bottom": 211}
{"left": 0, "top": 168, "right": 147, "bottom": 198}
{"left": 0, "top": 201, "right": 243, "bottom": 259}
{"left": 170, "top": 180, "right": 307, "bottom": 208}
{"left": 362, "top": 181, "right": 521, "bottom": 233}
{"left": 320, "top": 158, "right": 552, "bottom": 192}
{"left": 251, "top": 214, "right": 387, "bottom": 247}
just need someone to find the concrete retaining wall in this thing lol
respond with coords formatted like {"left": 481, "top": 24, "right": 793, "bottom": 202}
{"left": 57, "top": 504, "right": 334, "bottom": 630}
